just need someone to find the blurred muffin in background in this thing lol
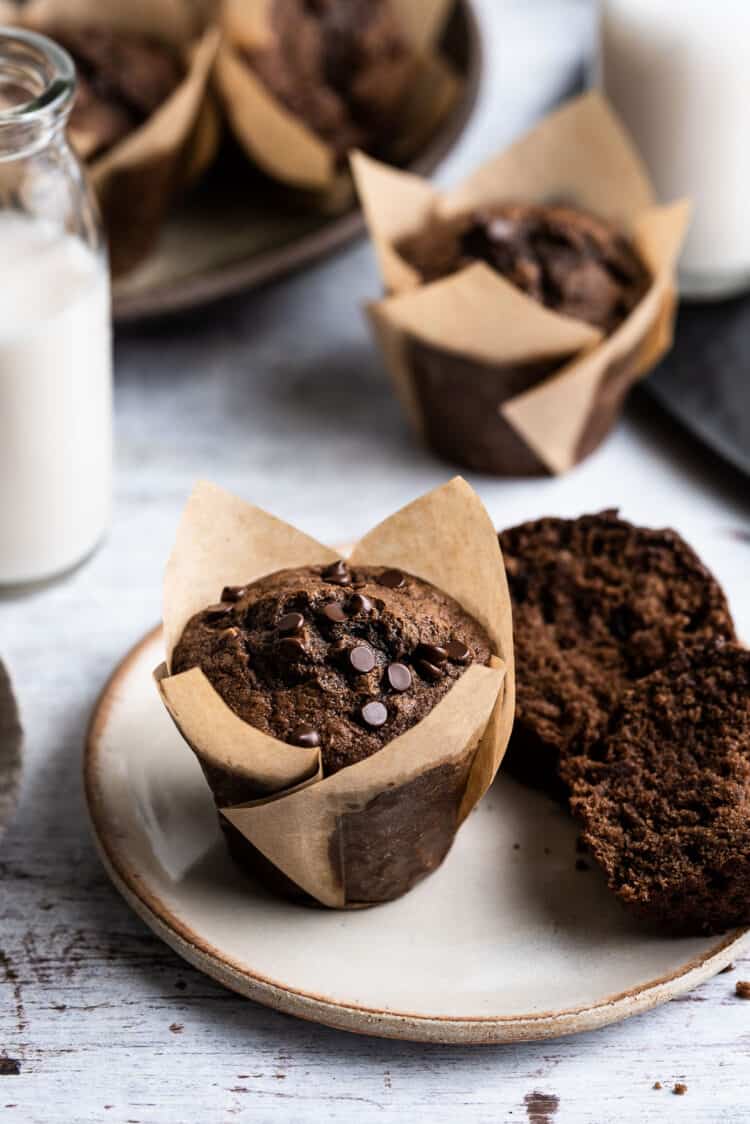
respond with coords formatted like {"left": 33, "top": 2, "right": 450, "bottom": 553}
{"left": 244, "top": 0, "right": 414, "bottom": 162}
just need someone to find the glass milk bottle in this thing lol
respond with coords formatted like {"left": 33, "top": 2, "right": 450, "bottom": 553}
{"left": 0, "top": 28, "right": 112, "bottom": 587}
{"left": 599, "top": 0, "right": 750, "bottom": 299}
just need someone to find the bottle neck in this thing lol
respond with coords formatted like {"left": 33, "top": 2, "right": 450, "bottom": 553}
{"left": 0, "top": 28, "right": 74, "bottom": 161}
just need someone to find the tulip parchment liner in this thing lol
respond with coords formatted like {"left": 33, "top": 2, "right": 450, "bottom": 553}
{"left": 352, "top": 91, "right": 690, "bottom": 476}
{"left": 155, "top": 477, "right": 514, "bottom": 908}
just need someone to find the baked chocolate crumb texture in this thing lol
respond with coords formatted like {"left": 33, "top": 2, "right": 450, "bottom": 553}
{"left": 567, "top": 643, "right": 750, "bottom": 936}
{"left": 499, "top": 510, "right": 736, "bottom": 798}
{"left": 157, "top": 477, "right": 514, "bottom": 908}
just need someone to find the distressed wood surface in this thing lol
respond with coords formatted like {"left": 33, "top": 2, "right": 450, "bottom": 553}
{"left": 2, "top": 2, "right": 750, "bottom": 1121}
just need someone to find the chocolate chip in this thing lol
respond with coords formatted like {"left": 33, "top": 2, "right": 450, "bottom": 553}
{"left": 277, "top": 636, "right": 306, "bottom": 658}
{"left": 349, "top": 645, "right": 375, "bottom": 674}
{"left": 417, "top": 643, "right": 448, "bottom": 664}
{"left": 277, "top": 611, "right": 304, "bottom": 635}
{"left": 204, "top": 604, "right": 230, "bottom": 622}
{"left": 322, "top": 560, "right": 351, "bottom": 586}
{"left": 328, "top": 639, "right": 349, "bottom": 657}
{"left": 446, "top": 639, "right": 470, "bottom": 663}
{"left": 386, "top": 662, "right": 412, "bottom": 692}
{"left": 322, "top": 601, "right": 348, "bottom": 623}
{"left": 360, "top": 700, "right": 388, "bottom": 727}
{"left": 289, "top": 723, "right": 321, "bottom": 749}
{"left": 377, "top": 568, "right": 405, "bottom": 589}
{"left": 221, "top": 585, "right": 246, "bottom": 602}
{"left": 347, "top": 592, "right": 372, "bottom": 615}
{"left": 416, "top": 659, "right": 444, "bottom": 682}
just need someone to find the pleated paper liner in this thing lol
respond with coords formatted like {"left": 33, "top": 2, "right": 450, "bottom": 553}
{"left": 215, "top": 0, "right": 461, "bottom": 206}
{"left": 352, "top": 92, "right": 690, "bottom": 476}
{"left": 156, "top": 477, "right": 514, "bottom": 909}
{"left": 0, "top": 0, "right": 220, "bottom": 276}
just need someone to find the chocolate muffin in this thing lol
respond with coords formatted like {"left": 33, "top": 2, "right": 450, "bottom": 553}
{"left": 49, "top": 25, "right": 182, "bottom": 161}
{"left": 245, "top": 0, "right": 413, "bottom": 161}
{"left": 399, "top": 203, "right": 651, "bottom": 335}
{"left": 567, "top": 643, "right": 750, "bottom": 935}
{"left": 498, "top": 511, "right": 736, "bottom": 797}
{"left": 172, "top": 560, "right": 492, "bottom": 776}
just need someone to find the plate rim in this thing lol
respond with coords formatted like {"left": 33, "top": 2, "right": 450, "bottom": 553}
{"left": 112, "top": 0, "right": 483, "bottom": 324}
{"left": 84, "top": 625, "right": 749, "bottom": 1044}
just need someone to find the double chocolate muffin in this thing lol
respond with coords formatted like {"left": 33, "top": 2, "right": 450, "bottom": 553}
{"left": 567, "top": 643, "right": 750, "bottom": 935}
{"left": 499, "top": 511, "right": 736, "bottom": 797}
{"left": 172, "top": 559, "right": 492, "bottom": 776}
{"left": 400, "top": 203, "right": 651, "bottom": 335}
{"left": 50, "top": 25, "right": 182, "bottom": 161}
{"left": 245, "top": 0, "right": 413, "bottom": 161}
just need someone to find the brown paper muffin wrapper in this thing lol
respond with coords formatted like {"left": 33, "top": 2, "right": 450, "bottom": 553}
{"left": 351, "top": 92, "right": 690, "bottom": 476}
{"left": 155, "top": 477, "right": 514, "bottom": 908}
{"left": 0, "top": 0, "right": 220, "bottom": 276}
{"left": 215, "top": 0, "right": 460, "bottom": 197}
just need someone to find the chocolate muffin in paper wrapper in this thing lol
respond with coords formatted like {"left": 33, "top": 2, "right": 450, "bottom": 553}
{"left": 0, "top": 0, "right": 220, "bottom": 275}
{"left": 215, "top": 0, "right": 460, "bottom": 202}
{"left": 155, "top": 477, "right": 514, "bottom": 909}
{"left": 352, "top": 92, "right": 691, "bottom": 476}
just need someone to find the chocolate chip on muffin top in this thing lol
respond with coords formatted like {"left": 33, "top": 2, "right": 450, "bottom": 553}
{"left": 399, "top": 202, "right": 651, "bottom": 335}
{"left": 172, "top": 561, "right": 492, "bottom": 775}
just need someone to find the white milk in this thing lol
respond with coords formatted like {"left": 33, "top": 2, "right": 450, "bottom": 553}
{"left": 0, "top": 213, "right": 112, "bottom": 585}
{"left": 599, "top": 0, "right": 750, "bottom": 294}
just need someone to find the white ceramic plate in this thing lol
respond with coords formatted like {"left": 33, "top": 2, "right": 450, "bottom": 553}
{"left": 85, "top": 619, "right": 749, "bottom": 1044}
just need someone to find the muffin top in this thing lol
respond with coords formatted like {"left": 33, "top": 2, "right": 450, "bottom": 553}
{"left": 398, "top": 202, "right": 651, "bottom": 335}
{"left": 172, "top": 561, "right": 492, "bottom": 775}
{"left": 566, "top": 642, "right": 750, "bottom": 935}
{"left": 499, "top": 510, "right": 736, "bottom": 793}
{"left": 245, "top": 0, "right": 413, "bottom": 160}
{"left": 49, "top": 25, "right": 182, "bottom": 161}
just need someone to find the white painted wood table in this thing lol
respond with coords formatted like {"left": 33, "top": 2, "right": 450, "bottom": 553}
{"left": 2, "top": 2, "right": 749, "bottom": 1120}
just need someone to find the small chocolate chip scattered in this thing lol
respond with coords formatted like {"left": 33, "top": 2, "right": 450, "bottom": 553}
{"left": 221, "top": 585, "right": 246, "bottom": 602}
{"left": 290, "top": 723, "right": 321, "bottom": 749}
{"left": 347, "top": 592, "right": 372, "bottom": 615}
{"left": 446, "top": 639, "right": 470, "bottom": 663}
{"left": 277, "top": 636, "right": 306, "bottom": 658}
{"left": 378, "top": 568, "right": 405, "bottom": 589}
{"left": 418, "top": 643, "right": 448, "bottom": 665}
{"left": 653, "top": 1082, "right": 662, "bottom": 1090}
{"left": 672, "top": 1084, "right": 687, "bottom": 1096}
{"left": 416, "top": 659, "right": 444, "bottom": 682}
{"left": 349, "top": 645, "right": 375, "bottom": 674}
{"left": 386, "top": 662, "right": 412, "bottom": 692}
{"left": 736, "top": 980, "right": 750, "bottom": 999}
{"left": 277, "top": 611, "right": 304, "bottom": 635}
{"left": 328, "top": 639, "right": 349, "bottom": 657}
{"left": 322, "top": 601, "right": 348, "bottom": 623}
{"left": 361, "top": 700, "right": 388, "bottom": 727}
{"left": 322, "top": 560, "right": 351, "bottom": 586}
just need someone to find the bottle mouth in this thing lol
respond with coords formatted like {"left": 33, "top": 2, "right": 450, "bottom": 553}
{"left": 0, "top": 26, "right": 75, "bottom": 126}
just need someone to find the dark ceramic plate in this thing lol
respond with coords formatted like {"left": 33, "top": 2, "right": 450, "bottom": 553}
{"left": 112, "top": 0, "right": 481, "bottom": 323}
{"left": 647, "top": 295, "right": 750, "bottom": 478}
